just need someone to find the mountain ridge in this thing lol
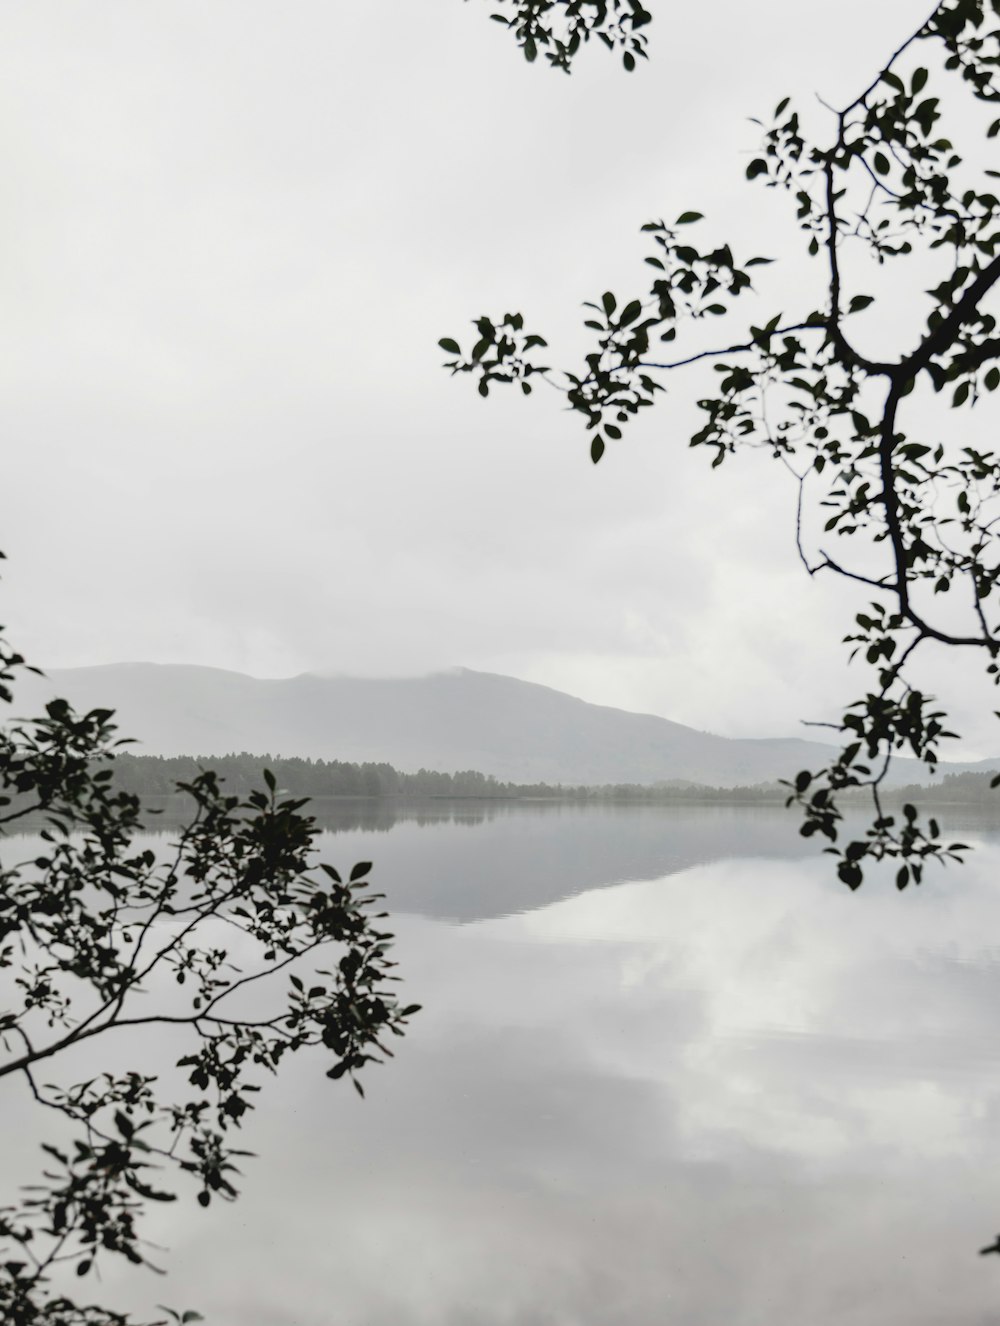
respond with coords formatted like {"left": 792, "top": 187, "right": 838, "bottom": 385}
{"left": 10, "top": 663, "right": 998, "bottom": 789}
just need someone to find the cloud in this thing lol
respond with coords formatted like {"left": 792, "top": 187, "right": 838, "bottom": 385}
{"left": 3, "top": 0, "right": 992, "bottom": 749}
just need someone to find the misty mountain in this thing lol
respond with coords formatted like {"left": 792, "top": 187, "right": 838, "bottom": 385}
{"left": 11, "top": 664, "right": 997, "bottom": 789}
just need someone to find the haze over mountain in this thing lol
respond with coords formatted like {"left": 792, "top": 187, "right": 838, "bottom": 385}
{"left": 11, "top": 663, "right": 999, "bottom": 789}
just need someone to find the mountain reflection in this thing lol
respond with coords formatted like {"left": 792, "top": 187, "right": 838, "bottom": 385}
{"left": 64, "top": 822, "right": 1000, "bottom": 1326}
{"left": 314, "top": 801, "right": 821, "bottom": 921}
{"left": 8, "top": 799, "right": 1000, "bottom": 924}
{"left": 5, "top": 805, "right": 1000, "bottom": 1324}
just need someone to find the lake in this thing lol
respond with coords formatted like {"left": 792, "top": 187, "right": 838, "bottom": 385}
{"left": 5, "top": 800, "right": 1000, "bottom": 1324}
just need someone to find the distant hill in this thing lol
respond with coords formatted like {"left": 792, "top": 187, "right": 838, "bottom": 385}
{"left": 10, "top": 664, "right": 1000, "bottom": 789}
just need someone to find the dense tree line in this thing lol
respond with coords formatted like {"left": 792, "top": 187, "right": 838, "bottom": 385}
{"left": 106, "top": 752, "right": 1000, "bottom": 808}
{"left": 109, "top": 752, "right": 517, "bottom": 799}
{"left": 108, "top": 751, "right": 788, "bottom": 801}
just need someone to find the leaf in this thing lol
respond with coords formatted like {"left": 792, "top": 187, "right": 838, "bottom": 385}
{"left": 746, "top": 159, "right": 768, "bottom": 180}
{"left": 590, "top": 436, "right": 605, "bottom": 464}
{"left": 438, "top": 338, "right": 461, "bottom": 355}
{"left": 837, "top": 860, "right": 863, "bottom": 891}
{"left": 601, "top": 291, "right": 616, "bottom": 316}
{"left": 349, "top": 861, "right": 372, "bottom": 882}
{"left": 848, "top": 295, "right": 874, "bottom": 313}
{"left": 675, "top": 211, "right": 703, "bottom": 224}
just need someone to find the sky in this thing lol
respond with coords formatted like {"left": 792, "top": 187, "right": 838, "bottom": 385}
{"left": 5, "top": 0, "right": 1000, "bottom": 754}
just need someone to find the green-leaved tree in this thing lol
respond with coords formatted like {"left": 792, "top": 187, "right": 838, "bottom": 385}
{"left": 446, "top": 0, "right": 1000, "bottom": 890}
{"left": 0, "top": 551, "right": 417, "bottom": 1325}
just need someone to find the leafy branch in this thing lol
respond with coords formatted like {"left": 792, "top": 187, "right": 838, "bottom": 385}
{"left": 481, "top": 0, "right": 652, "bottom": 72}
{"left": 446, "top": 0, "right": 1000, "bottom": 889}
{"left": 0, "top": 595, "right": 417, "bottom": 1326}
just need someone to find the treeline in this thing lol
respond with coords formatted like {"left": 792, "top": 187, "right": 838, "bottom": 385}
{"left": 109, "top": 752, "right": 520, "bottom": 799}
{"left": 99, "top": 752, "right": 987, "bottom": 805}
{"left": 109, "top": 751, "right": 790, "bottom": 800}
{"left": 104, "top": 752, "right": 1000, "bottom": 805}
{"left": 888, "top": 770, "right": 1000, "bottom": 804}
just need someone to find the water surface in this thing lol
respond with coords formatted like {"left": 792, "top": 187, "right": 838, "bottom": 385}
{"left": 5, "top": 802, "right": 1000, "bottom": 1324}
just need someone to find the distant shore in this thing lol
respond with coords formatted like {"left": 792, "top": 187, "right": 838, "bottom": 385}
{"left": 102, "top": 751, "right": 1000, "bottom": 810}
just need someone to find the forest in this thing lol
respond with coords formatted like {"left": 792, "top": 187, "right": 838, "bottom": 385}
{"left": 108, "top": 750, "right": 1000, "bottom": 807}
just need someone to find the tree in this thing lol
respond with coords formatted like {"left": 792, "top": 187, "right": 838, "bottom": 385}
{"left": 446, "top": 0, "right": 1000, "bottom": 890}
{"left": 0, "top": 554, "right": 418, "bottom": 1326}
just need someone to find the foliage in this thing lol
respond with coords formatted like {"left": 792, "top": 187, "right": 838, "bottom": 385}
{"left": 480, "top": 0, "right": 652, "bottom": 72}
{"left": 448, "top": 0, "right": 1000, "bottom": 890}
{"left": 0, "top": 576, "right": 417, "bottom": 1326}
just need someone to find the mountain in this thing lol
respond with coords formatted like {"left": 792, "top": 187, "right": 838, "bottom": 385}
{"left": 9, "top": 663, "right": 997, "bottom": 788}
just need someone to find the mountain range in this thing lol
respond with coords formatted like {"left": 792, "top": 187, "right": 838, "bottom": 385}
{"left": 10, "top": 663, "right": 999, "bottom": 789}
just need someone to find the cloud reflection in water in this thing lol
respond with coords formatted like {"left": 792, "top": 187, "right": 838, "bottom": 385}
{"left": 6, "top": 805, "right": 1000, "bottom": 1324}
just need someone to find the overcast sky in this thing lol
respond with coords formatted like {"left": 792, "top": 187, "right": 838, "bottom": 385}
{"left": 5, "top": 0, "right": 1000, "bottom": 754}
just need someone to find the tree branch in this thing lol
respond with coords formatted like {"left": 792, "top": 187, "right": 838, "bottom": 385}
{"left": 822, "top": 145, "right": 897, "bottom": 377}
{"left": 903, "top": 252, "right": 1000, "bottom": 378}
{"left": 636, "top": 321, "right": 824, "bottom": 371}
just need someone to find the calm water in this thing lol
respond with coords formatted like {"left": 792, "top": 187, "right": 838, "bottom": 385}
{"left": 6, "top": 801, "right": 1000, "bottom": 1324}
